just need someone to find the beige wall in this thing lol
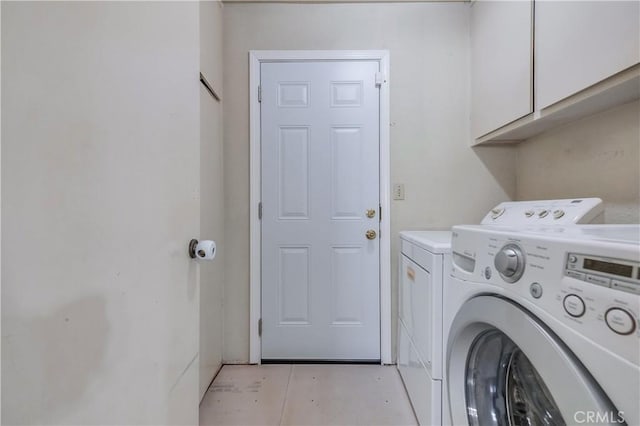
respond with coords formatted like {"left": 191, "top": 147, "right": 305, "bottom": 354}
{"left": 199, "top": 0, "right": 225, "bottom": 400}
{"left": 516, "top": 100, "right": 640, "bottom": 223}
{"left": 2, "top": 2, "right": 201, "bottom": 424}
{"left": 222, "top": 2, "right": 516, "bottom": 363}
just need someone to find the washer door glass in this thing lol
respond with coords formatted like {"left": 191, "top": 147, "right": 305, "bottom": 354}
{"left": 447, "top": 296, "right": 622, "bottom": 426}
{"left": 466, "top": 329, "right": 565, "bottom": 426}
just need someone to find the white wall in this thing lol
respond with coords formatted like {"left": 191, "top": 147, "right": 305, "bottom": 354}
{"left": 222, "top": 2, "right": 516, "bottom": 363}
{"left": 2, "top": 2, "right": 201, "bottom": 424}
{"left": 199, "top": 0, "right": 225, "bottom": 400}
{"left": 516, "top": 100, "right": 640, "bottom": 223}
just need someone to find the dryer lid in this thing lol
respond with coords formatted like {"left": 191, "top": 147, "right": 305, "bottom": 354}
{"left": 399, "top": 230, "right": 452, "bottom": 254}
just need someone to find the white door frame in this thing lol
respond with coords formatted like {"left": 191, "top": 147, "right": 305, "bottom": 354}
{"left": 249, "top": 50, "right": 391, "bottom": 364}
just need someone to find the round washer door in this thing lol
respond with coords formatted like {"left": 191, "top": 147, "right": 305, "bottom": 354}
{"left": 447, "top": 296, "right": 622, "bottom": 426}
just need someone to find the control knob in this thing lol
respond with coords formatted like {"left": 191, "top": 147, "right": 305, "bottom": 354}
{"left": 490, "top": 208, "right": 505, "bottom": 220}
{"left": 494, "top": 243, "right": 526, "bottom": 283}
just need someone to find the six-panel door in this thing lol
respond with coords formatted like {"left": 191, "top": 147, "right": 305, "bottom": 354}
{"left": 261, "top": 61, "right": 381, "bottom": 360}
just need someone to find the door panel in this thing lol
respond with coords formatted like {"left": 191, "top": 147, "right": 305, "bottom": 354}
{"left": 279, "top": 247, "right": 311, "bottom": 325}
{"left": 261, "top": 61, "right": 380, "bottom": 360}
{"left": 278, "top": 127, "right": 310, "bottom": 219}
{"left": 331, "top": 127, "right": 364, "bottom": 219}
{"left": 330, "top": 246, "right": 364, "bottom": 325}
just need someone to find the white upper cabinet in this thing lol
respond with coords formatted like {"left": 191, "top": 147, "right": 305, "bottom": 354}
{"left": 200, "top": 0, "right": 223, "bottom": 96}
{"left": 472, "top": 0, "right": 640, "bottom": 144}
{"left": 535, "top": 1, "right": 640, "bottom": 110}
{"left": 471, "top": 0, "right": 533, "bottom": 139}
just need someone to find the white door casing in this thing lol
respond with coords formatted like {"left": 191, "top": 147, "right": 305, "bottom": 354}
{"left": 249, "top": 51, "right": 391, "bottom": 363}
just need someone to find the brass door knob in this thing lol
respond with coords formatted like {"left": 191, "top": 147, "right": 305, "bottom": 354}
{"left": 365, "top": 229, "right": 377, "bottom": 240}
{"left": 366, "top": 209, "right": 376, "bottom": 218}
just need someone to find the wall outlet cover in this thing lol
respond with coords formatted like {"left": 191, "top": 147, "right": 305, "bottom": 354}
{"left": 393, "top": 183, "right": 405, "bottom": 200}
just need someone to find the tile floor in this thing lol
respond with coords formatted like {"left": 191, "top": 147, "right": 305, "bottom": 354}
{"left": 200, "top": 364, "right": 418, "bottom": 426}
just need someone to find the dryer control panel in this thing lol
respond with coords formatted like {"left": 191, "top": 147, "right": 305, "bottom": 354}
{"left": 480, "top": 198, "right": 604, "bottom": 226}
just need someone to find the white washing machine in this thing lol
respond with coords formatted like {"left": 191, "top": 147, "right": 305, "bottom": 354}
{"left": 398, "top": 198, "right": 604, "bottom": 425}
{"left": 445, "top": 224, "right": 640, "bottom": 426}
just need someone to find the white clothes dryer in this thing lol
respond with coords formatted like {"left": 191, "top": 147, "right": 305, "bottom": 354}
{"left": 445, "top": 224, "right": 640, "bottom": 426}
{"left": 398, "top": 231, "right": 451, "bottom": 425}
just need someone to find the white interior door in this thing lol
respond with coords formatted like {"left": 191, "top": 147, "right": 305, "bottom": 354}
{"left": 1, "top": 2, "right": 200, "bottom": 424}
{"left": 261, "top": 60, "right": 381, "bottom": 360}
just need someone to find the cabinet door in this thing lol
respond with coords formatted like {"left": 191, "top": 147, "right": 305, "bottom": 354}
{"left": 535, "top": 1, "right": 640, "bottom": 110}
{"left": 471, "top": 0, "right": 533, "bottom": 138}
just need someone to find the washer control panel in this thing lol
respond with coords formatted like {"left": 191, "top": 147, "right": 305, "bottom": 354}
{"left": 565, "top": 253, "right": 640, "bottom": 296}
{"left": 451, "top": 224, "right": 640, "bottom": 366}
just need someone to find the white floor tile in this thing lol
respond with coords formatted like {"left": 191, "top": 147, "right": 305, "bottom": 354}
{"left": 200, "top": 364, "right": 417, "bottom": 426}
{"left": 200, "top": 364, "right": 291, "bottom": 426}
{"left": 281, "top": 365, "right": 417, "bottom": 426}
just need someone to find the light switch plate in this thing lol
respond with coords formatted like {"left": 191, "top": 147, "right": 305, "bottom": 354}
{"left": 393, "top": 183, "right": 405, "bottom": 200}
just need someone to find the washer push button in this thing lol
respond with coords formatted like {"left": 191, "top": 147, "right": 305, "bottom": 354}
{"left": 529, "top": 282, "right": 543, "bottom": 299}
{"left": 563, "top": 294, "right": 586, "bottom": 318}
{"left": 565, "top": 270, "right": 585, "bottom": 280}
{"left": 585, "top": 274, "right": 611, "bottom": 287}
{"left": 605, "top": 308, "right": 636, "bottom": 335}
{"left": 612, "top": 280, "right": 640, "bottom": 295}
{"left": 484, "top": 267, "right": 492, "bottom": 280}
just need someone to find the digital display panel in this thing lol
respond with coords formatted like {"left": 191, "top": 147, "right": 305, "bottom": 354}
{"left": 583, "top": 258, "right": 633, "bottom": 278}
